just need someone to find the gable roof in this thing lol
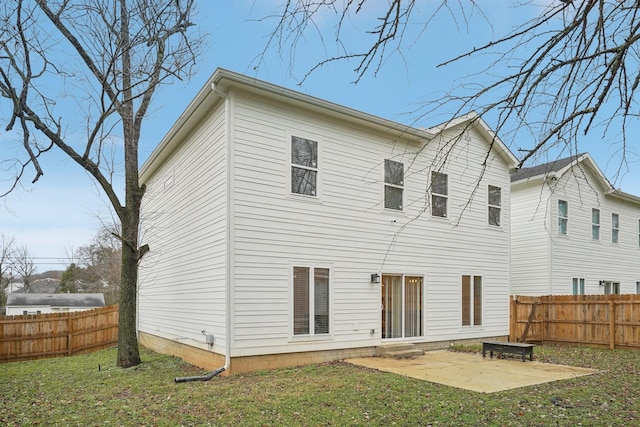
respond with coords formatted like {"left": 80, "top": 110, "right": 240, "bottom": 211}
{"left": 6, "top": 293, "right": 105, "bottom": 308}
{"left": 511, "top": 154, "right": 585, "bottom": 182}
{"left": 511, "top": 152, "right": 640, "bottom": 205}
{"left": 140, "top": 68, "right": 517, "bottom": 182}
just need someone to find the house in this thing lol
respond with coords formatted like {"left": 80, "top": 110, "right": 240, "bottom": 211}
{"left": 5, "top": 293, "right": 106, "bottom": 316}
{"left": 511, "top": 153, "right": 640, "bottom": 296}
{"left": 136, "top": 68, "right": 518, "bottom": 374}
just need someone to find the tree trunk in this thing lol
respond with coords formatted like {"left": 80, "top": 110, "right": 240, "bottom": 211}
{"left": 117, "top": 206, "right": 142, "bottom": 368}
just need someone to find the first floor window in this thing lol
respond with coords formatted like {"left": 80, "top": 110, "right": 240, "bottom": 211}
{"left": 291, "top": 136, "right": 318, "bottom": 196}
{"left": 384, "top": 159, "right": 404, "bottom": 210}
{"left": 572, "top": 278, "right": 585, "bottom": 295}
{"left": 601, "top": 280, "right": 620, "bottom": 295}
{"left": 488, "top": 185, "right": 501, "bottom": 226}
{"left": 462, "top": 275, "right": 482, "bottom": 326}
{"left": 293, "top": 266, "right": 330, "bottom": 336}
{"left": 636, "top": 282, "right": 640, "bottom": 295}
{"left": 558, "top": 200, "right": 568, "bottom": 235}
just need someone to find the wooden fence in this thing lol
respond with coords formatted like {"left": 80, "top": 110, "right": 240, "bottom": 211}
{"left": 510, "top": 295, "right": 640, "bottom": 350}
{"left": 0, "top": 304, "right": 118, "bottom": 363}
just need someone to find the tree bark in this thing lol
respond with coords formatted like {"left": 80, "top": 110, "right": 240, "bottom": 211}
{"left": 117, "top": 214, "right": 141, "bottom": 368}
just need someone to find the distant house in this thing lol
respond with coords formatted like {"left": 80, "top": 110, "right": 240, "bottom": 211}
{"left": 137, "top": 68, "right": 518, "bottom": 374}
{"left": 511, "top": 153, "right": 640, "bottom": 296}
{"left": 5, "top": 293, "right": 106, "bottom": 316}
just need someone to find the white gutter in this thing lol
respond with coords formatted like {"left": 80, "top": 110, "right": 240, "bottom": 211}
{"left": 213, "top": 82, "right": 233, "bottom": 374}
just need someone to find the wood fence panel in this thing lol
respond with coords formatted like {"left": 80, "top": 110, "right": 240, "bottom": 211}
{"left": 0, "top": 305, "right": 118, "bottom": 363}
{"left": 511, "top": 295, "right": 640, "bottom": 350}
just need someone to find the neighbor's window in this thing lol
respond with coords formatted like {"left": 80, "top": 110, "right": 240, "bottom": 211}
{"left": 488, "top": 185, "right": 501, "bottom": 226}
{"left": 572, "top": 278, "right": 585, "bottom": 295}
{"left": 592, "top": 208, "right": 600, "bottom": 240}
{"left": 291, "top": 136, "right": 318, "bottom": 196}
{"left": 602, "top": 280, "right": 620, "bottom": 295}
{"left": 384, "top": 159, "right": 404, "bottom": 210}
{"left": 293, "top": 266, "right": 330, "bottom": 336}
{"left": 558, "top": 200, "right": 568, "bottom": 235}
{"left": 612, "top": 213, "right": 619, "bottom": 243}
{"left": 431, "top": 171, "right": 448, "bottom": 218}
{"left": 461, "top": 275, "right": 482, "bottom": 326}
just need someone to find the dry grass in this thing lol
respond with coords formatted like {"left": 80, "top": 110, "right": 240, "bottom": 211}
{"left": 1, "top": 345, "right": 638, "bottom": 426}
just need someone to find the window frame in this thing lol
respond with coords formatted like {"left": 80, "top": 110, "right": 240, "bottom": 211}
{"left": 292, "top": 265, "right": 332, "bottom": 338}
{"left": 461, "top": 275, "right": 482, "bottom": 327}
{"left": 592, "top": 208, "right": 600, "bottom": 241}
{"left": 290, "top": 135, "right": 319, "bottom": 198}
{"left": 601, "top": 280, "right": 620, "bottom": 295}
{"left": 431, "top": 171, "right": 448, "bottom": 218}
{"left": 487, "top": 185, "right": 501, "bottom": 227}
{"left": 558, "top": 200, "right": 568, "bottom": 235}
{"left": 572, "top": 278, "right": 585, "bottom": 295}
{"left": 612, "top": 213, "right": 619, "bottom": 244}
{"left": 383, "top": 159, "right": 404, "bottom": 211}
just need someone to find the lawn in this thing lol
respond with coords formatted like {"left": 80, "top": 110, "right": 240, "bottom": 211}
{"left": 1, "top": 345, "right": 638, "bottom": 426}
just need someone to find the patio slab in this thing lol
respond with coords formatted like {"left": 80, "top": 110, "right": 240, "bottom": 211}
{"left": 346, "top": 350, "right": 598, "bottom": 393}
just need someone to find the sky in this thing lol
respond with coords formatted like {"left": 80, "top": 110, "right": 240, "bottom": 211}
{"left": 1, "top": 1, "right": 639, "bottom": 272}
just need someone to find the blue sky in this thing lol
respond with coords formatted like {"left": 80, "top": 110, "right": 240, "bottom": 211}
{"left": 2, "top": 1, "right": 639, "bottom": 271}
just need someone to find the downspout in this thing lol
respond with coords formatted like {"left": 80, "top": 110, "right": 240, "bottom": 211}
{"left": 174, "top": 82, "right": 231, "bottom": 383}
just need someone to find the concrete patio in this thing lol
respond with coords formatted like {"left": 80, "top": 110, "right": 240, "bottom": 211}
{"left": 346, "top": 350, "right": 598, "bottom": 393}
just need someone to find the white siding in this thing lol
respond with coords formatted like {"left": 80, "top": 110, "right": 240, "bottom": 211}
{"left": 511, "top": 163, "right": 640, "bottom": 296}
{"left": 138, "top": 101, "right": 228, "bottom": 352}
{"left": 550, "top": 168, "right": 640, "bottom": 294}
{"left": 510, "top": 182, "right": 552, "bottom": 295}
{"left": 228, "top": 89, "right": 512, "bottom": 356}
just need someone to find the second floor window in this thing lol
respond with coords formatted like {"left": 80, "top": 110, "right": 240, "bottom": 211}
{"left": 291, "top": 136, "right": 317, "bottom": 196}
{"left": 431, "top": 172, "right": 448, "bottom": 218}
{"left": 488, "top": 185, "right": 501, "bottom": 226}
{"left": 592, "top": 208, "right": 600, "bottom": 240}
{"left": 612, "top": 213, "right": 619, "bottom": 243}
{"left": 558, "top": 200, "right": 568, "bottom": 235}
{"left": 384, "top": 159, "right": 404, "bottom": 210}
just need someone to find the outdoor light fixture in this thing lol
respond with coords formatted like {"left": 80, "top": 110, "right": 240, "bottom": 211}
{"left": 371, "top": 273, "right": 380, "bottom": 284}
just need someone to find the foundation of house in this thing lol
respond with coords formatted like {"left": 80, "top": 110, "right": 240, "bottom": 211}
{"left": 138, "top": 331, "right": 508, "bottom": 376}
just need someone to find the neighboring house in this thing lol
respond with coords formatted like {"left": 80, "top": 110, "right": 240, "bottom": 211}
{"left": 5, "top": 293, "right": 106, "bottom": 316}
{"left": 511, "top": 153, "right": 640, "bottom": 296}
{"left": 137, "top": 68, "right": 518, "bottom": 374}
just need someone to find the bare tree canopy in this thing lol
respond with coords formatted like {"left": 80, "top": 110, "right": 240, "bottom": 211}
{"left": 263, "top": 0, "right": 640, "bottom": 178}
{"left": 0, "top": 0, "right": 201, "bottom": 367}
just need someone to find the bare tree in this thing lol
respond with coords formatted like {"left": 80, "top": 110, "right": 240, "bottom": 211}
{"left": 0, "top": 1, "right": 202, "bottom": 367}
{"left": 0, "top": 234, "right": 16, "bottom": 307}
{"left": 76, "top": 225, "right": 122, "bottom": 305}
{"left": 13, "top": 245, "right": 35, "bottom": 292}
{"left": 263, "top": 1, "right": 640, "bottom": 175}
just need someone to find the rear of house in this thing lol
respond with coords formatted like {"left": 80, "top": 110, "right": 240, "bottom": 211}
{"left": 137, "top": 68, "right": 517, "bottom": 373}
{"left": 511, "top": 153, "right": 640, "bottom": 296}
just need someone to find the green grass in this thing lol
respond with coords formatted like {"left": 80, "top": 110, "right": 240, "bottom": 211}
{"left": 1, "top": 345, "right": 639, "bottom": 426}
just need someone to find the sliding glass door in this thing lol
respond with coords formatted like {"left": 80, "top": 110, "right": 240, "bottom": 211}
{"left": 382, "top": 275, "right": 423, "bottom": 339}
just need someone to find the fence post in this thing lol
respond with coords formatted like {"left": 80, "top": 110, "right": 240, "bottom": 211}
{"left": 509, "top": 296, "right": 516, "bottom": 341}
{"left": 67, "top": 312, "right": 74, "bottom": 356}
{"left": 609, "top": 300, "right": 615, "bottom": 350}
